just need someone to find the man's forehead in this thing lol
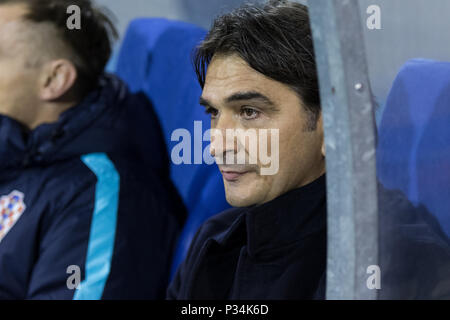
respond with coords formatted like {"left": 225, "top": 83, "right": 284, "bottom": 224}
{"left": 205, "top": 54, "right": 262, "bottom": 85}
{"left": 203, "top": 54, "right": 278, "bottom": 104}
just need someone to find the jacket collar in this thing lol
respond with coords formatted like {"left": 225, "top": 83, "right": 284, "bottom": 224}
{"left": 215, "top": 174, "right": 327, "bottom": 258}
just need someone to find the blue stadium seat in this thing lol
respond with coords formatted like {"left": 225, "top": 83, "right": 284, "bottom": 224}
{"left": 377, "top": 59, "right": 450, "bottom": 236}
{"left": 115, "top": 18, "right": 230, "bottom": 277}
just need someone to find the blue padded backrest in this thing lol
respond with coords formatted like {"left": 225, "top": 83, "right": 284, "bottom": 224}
{"left": 377, "top": 59, "right": 450, "bottom": 235}
{"left": 115, "top": 18, "right": 230, "bottom": 276}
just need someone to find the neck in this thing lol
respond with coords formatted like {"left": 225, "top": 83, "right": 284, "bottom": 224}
{"left": 26, "top": 101, "right": 76, "bottom": 130}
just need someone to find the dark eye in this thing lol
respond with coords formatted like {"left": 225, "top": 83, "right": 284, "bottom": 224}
{"left": 205, "top": 107, "right": 219, "bottom": 119}
{"left": 240, "top": 107, "right": 260, "bottom": 120}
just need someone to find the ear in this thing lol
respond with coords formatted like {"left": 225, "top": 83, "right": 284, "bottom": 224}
{"left": 321, "top": 139, "right": 326, "bottom": 157}
{"left": 38, "top": 59, "right": 78, "bottom": 101}
{"left": 317, "top": 113, "right": 326, "bottom": 157}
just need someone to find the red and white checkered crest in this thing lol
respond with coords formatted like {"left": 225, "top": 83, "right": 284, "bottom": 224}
{"left": 0, "top": 191, "right": 26, "bottom": 243}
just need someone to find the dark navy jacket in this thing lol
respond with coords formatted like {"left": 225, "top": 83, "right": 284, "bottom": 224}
{"left": 168, "top": 175, "right": 450, "bottom": 299}
{"left": 0, "top": 74, "right": 185, "bottom": 299}
{"left": 168, "top": 175, "right": 327, "bottom": 300}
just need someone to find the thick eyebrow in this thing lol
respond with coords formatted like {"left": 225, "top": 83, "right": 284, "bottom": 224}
{"left": 199, "top": 96, "right": 213, "bottom": 108}
{"left": 225, "top": 91, "right": 275, "bottom": 106}
{"left": 199, "top": 91, "right": 277, "bottom": 110}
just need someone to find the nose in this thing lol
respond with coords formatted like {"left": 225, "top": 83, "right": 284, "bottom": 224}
{"left": 210, "top": 114, "right": 237, "bottom": 159}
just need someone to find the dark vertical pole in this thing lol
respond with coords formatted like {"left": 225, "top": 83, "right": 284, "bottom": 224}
{"left": 307, "top": 0, "right": 379, "bottom": 299}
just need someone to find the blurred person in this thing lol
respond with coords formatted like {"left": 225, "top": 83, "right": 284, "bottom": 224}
{"left": 168, "top": 0, "right": 450, "bottom": 299}
{"left": 0, "top": 0, "right": 185, "bottom": 299}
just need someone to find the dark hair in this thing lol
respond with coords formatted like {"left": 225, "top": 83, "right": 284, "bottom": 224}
{"left": 0, "top": 0, "right": 118, "bottom": 97}
{"left": 194, "top": 0, "right": 320, "bottom": 130}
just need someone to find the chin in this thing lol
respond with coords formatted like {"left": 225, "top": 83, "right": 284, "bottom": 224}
{"left": 222, "top": 172, "right": 270, "bottom": 207}
{"left": 224, "top": 185, "right": 262, "bottom": 207}
{"left": 226, "top": 197, "right": 256, "bottom": 208}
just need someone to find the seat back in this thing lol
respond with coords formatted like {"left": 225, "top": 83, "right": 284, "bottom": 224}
{"left": 115, "top": 18, "right": 230, "bottom": 276}
{"left": 377, "top": 59, "right": 450, "bottom": 235}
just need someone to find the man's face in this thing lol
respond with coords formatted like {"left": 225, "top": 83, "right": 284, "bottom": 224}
{"left": 0, "top": 4, "right": 41, "bottom": 124}
{"left": 201, "top": 54, "right": 326, "bottom": 207}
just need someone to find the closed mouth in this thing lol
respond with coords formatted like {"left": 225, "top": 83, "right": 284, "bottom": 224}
{"left": 220, "top": 170, "right": 249, "bottom": 182}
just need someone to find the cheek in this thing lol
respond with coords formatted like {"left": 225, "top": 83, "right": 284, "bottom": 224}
{"left": 279, "top": 124, "right": 324, "bottom": 187}
{"left": 0, "top": 64, "right": 18, "bottom": 107}
{"left": 0, "top": 67, "right": 40, "bottom": 120}
{"left": 274, "top": 118, "right": 322, "bottom": 184}
{"left": 0, "top": 60, "right": 38, "bottom": 98}
{"left": 277, "top": 121, "right": 303, "bottom": 164}
{"left": 0, "top": 60, "right": 24, "bottom": 89}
